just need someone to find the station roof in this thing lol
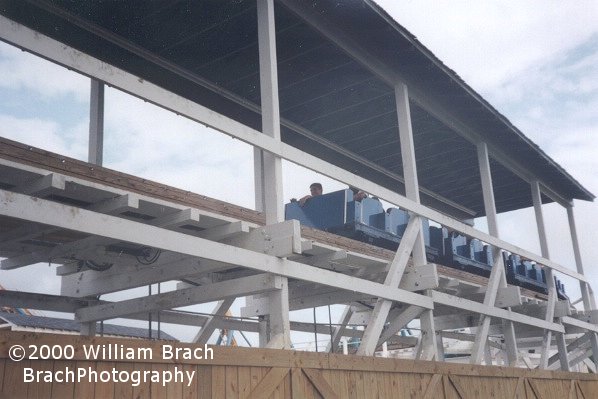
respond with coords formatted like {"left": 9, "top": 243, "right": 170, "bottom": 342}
{"left": 0, "top": 0, "right": 593, "bottom": 218}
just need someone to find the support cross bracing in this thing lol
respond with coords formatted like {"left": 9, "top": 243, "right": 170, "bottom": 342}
{"left": 471, "top": 142, "right": 518, "bottom": 366}
{"left": 567, "top": 205, "right": 598, "bottom": 369}
{"left": 532, "top": 180, "right": 569, "bottom": 371}
{"left": 395, "top": 82, "right": 438, "bottom": 361}
{"left": 1, "top": 152, "right": 597, "bottom": 361}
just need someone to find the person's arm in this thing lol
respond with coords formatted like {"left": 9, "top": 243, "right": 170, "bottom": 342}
{"left": 299, "top": 195, "right": 312, "bottom": 206}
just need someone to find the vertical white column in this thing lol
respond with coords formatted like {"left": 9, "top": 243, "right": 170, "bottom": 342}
{"left": 81, "top": 78, "right": 105, "bottom": 337}
{"left": 88, "top": 78, "right": 104, "bottom": 166}
{"left": 255, "top": 0, "right": 290, "bottom": 349}
{"left": 567, "top": 204, "right": 598, "bottom": 368}
{"left": 567, "top": 205, "right": 593, "bottom": 311}
{"left": 532, "top": 181, "right": 569, "bottom": 370}
{"left": 471, "top": 143, "right": 518, "bottom": 365}
{"left": 395, "top": 82, "right": 438, "bottom": 360}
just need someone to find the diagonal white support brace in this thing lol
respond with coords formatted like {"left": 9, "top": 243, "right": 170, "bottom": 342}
{"left": 192, "top": 298, "right": 235, "bottom": 344}
{"left": 357, "top": 215, "right": 421, "bottom": 356}
{"left": 471, "top": 142, "right": 518, "bottom": 365}
{"left": 395, "top": 82, "right": 438, "bottom": 361}
{"left": 326, "top": 305, "right": 353, "bottom": 353}
{"left": 377, "top": 304, "right": 423, "bottom": 346}
{"left": 531, "top": 180, "right": 569, "bottom": 370}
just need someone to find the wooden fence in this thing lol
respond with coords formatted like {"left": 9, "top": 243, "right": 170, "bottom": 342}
{"left": 0, "top": 332, "right": 596, "bottom": 398}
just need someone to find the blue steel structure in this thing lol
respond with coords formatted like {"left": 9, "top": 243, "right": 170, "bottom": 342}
{"left": 285, "top": 189, "right": 567, "bottom": 299}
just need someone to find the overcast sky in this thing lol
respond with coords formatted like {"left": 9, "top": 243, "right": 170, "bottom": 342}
{"left": 0, "top": 1, "right": 597, "bottom": 344}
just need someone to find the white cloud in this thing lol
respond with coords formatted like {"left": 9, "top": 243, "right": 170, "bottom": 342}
{"left": 375, "top": 1, "right": 598, "bottom": 93}
{"left": 0, "top": 114, "right": 87, "bottom": 160}
{"left": 102, "top": 87, "right": 256, "bottom": 209}
{"left": 0, "top": 42, "right": 88, "bottom": 102}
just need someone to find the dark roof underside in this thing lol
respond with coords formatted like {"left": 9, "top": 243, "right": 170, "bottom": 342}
{"left": 0, "top": 0, "right": 592, "bottom": 218}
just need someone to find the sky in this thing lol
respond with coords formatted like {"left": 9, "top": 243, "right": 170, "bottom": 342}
{"left": 0, "top": 1, "right": 597, "bottom": 345}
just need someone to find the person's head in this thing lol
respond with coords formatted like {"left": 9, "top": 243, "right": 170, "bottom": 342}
{"left": 309, "top": 183, "right": 323, "bottom": 196}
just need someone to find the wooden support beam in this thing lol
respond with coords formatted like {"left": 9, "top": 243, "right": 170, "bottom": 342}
{"left": 88, "top": 78, "right": 104, "bottom": 166}
{"left": 18, "top": 173, "right": 65, "bottom": 196}
{"left": 255, "top": 0, "right": 290, "bottom": 350}
{"left": 462, "top": 286, "right": 522, "bottom": 308}
{"left": 432, "top": 291, "right": 563, "bottom": 332}
{"left": 326, "top": 306, "right": 353, "bottom": 353}
{"left": 532, "top": 180, "right": 568, "bottom": 371}
{"left": 3, "top": 205, "right": 201, "bottom": 270}
{"left": 61, "top": 255, "right": 225, "bottom": 297}
{"left": 567, "top": 205, "right": 593, "bottom": 311}
{"left": 395, "top": 82, "right": 437, "bottom": 361}
{"left": 192, "top": 298, "right": 235, "bottom": 345}
{"left": 221, "top": 220, "right": 302, "bottom": 258}
{"left": 75, "top": 273, "right": 282, "bottom": 323}
{"left": 377, "top": 305, "right": 423, "bottom": 346}
{"left": 1, "top": 189, "right": 433, "bottom": 309}
{"left": 1, "top": 193, "right": 139, "bottom": 253}
{"left": 471, "top": 142, "right": 518, "bottom": 366}
{"left": 357, "top": 216, "right": 420, "bottom": 356}
{"left": 566, "top": 205, "right": 598, "bottom": 369}
{"left": 197, "top": 221, "right": 249, "bottom": 241}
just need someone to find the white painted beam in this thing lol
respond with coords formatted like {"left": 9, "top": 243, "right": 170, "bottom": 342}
{"left": 326, "top": 306, "right": 353, "bottom": 353}
{"left": 377, "top": 305, "right": 423, "bottom": 346}
{"left": 532, "top": 180, "right": 568, "bottom": 370}
{"left": 562, "top": 317, "right": 598, "bottom": 334}
{"left": 88, "top": 78, "right": 104, "bottom": 166}
{"left": 546, "top": 333, "right": 589, "bottom": 370}
{"left": 197, "top": 221, "right": 250, "bottom": 241}
{"left": 221, "top": 220, "right": 302, "bottom": 258}
{"left": 439, "top": 331, "right": 503, "bottom": 350}
{"left": 3, "top": 206, "right": 200, "bottom": 270}
{"left": 567, "top": 205, "right": 593, "bottom": 311}
{"left": 568, "top": 204, "right": 598, "bottom": 368}
{"left": 395, "top": 82, "right": 437, "bottom": 361}
{"left": 463, "top": 286, "right": 522, "bottom": 308}
{"left": 432, "top": 291, "right": 563, "bottom": 332}
{"left": 0, "top": 290, "right": 98, "bottom": 313}
{"left": 89, "top": 194, "right": 140, "bottom": 215}
{"left": 1, "top": 190, "right": 433, "bottom": 312}
{"left": 192, "top": 298, "right": 235, "bottom": 344}
{"left": 357, "top": 215, "right": 420, "bottom": 355}
{"left": 60, "top": 255, "right": 225, "bottom": 297}
{"left": 149, "top": 208, "right": 202, "bottom": 229}
{"left": 256, "top": 0, "right": 290, "bottom": 350}
{"left": 76, "top": 273, "right": 282, "bottom": 323}
{"left": 471, "top": 142, "right": 518, "bottom": 366}
{"left": 18, "top": 173, "right": 65, "bottom": 196}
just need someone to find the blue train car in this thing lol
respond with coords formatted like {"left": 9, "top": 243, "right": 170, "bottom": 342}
{"left": 504, "top": 254, "right": 567, "bottom": 299}
{"left": 285, "top": 189, "right": 566, "bottom": 299}
{"left": 285, "top": 189, "right": 435, "bottom": 256}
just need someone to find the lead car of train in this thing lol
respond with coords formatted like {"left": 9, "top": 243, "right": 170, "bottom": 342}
{"left": 285, "top": 188, "right": 567, "bottom": 299}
